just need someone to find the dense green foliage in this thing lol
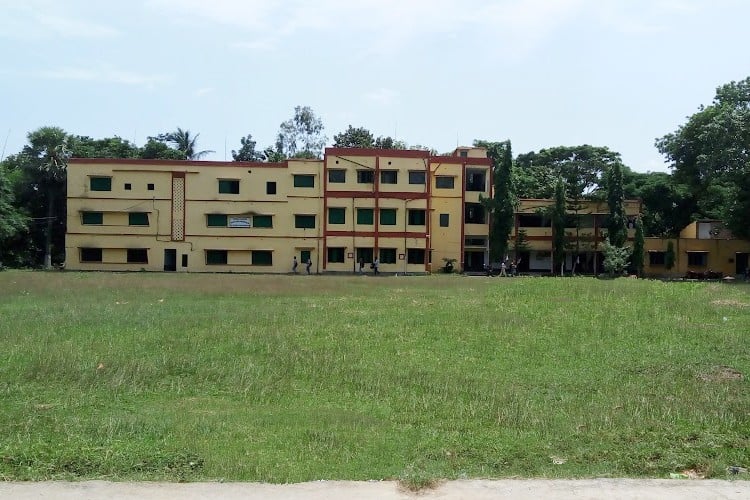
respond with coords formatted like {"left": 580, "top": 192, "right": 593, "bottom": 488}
{"left": 0, "top": 272, "right": 747, "bottom": 481}
{"left": 476, "top": 140, "right": 516, "bottom": 261}
{"left": 632, "top": 216, "right": 645, "bottom": 276}
{"left": 552, "top": 177, "right": 566, "bottom": 274}
{"left": 606, "top": 161, "right": 628, "bottom": 248}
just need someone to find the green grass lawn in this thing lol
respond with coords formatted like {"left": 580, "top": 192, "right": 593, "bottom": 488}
{"left": 0, "top": 271, "right": 747, "bottom": 483}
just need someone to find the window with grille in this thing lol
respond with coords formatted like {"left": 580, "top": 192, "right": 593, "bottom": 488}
{"left": 380, "top": 170, "right": 398, "bottom": 184}
{"left": 408, "top": 209, "right": 426, "bottom": 226}
{"left": 357, "top": 170, "right": 374, "bottom": 183}
{"left": 409, "top": 171, "right": 425, "bottom": 184}
{"left": 328, "top": 169, "right": 346, "bottom": 183}
{"left": 379, "top": 248, "right": 397, "bottom": 264}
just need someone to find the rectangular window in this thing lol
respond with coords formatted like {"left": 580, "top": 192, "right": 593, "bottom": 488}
{"left": 80, "top": 247, "right": 102, "bottom": 263}
{"left": 181, "top": 254, "right": 188, "bottom": 268}
{"left": 435, "top": 176, "right": 454, "bottom": 189}
{"left": 357, "top": 170, "right": 374, "bottom": 184}
{"left": 409, "top": 171, "right": 426, "bottom": 184}
{"left": 90, "top": 177, "right": 112, "bottom": 191}
{"left": 81, "top": 212, "right": 103, "bottom": 225}
{"left": 407, "top": 248, "right": 426, "bottom": 264}
{"left": 206, "top": 214, "right": 228, "bottom": 227}
{"left": 466, "top": 171, "right": 486, "bottom": 191}
{"left": 205, "top": 250, "right": 228, "bottom": 265}
{"left": 147, "top": 183, "right": 155, "bottom": 191}
{"left": 266, "top": 181, "right": 277, "bottom": 195}
{"left": 379, "top": 208, "right": 397, "bottom": 225}
{"left": 518, "top": 214, "right": 552, "bottom": 227}
{"left": 253, "top": 215, "right": 273, "bottom": 228}
{"left": 356, "top": 247, "right": 374, "bottom": 264}
{"left": 464, "top": 203, "right": 486, "bottom": 224}
{"left": 127, "top": 249, "right": 148, "bottom": 264}
{"left": 357, "top": 208, "right": 374, "bottom": 225}
{"left": 439, "top": 213, "right": 450, "bottom": 227}
{"left": 687, "top": 252, "right": 707, "bottom": 267}
{"left": 128, "top": 212, "right": 149, "bottom": 226}
{"left": 219, "top": 179, "right": 240, "bottom": 194}
{"left": 459, "top": 150, "right": 468, "bottom": 158}
{"left": 327, "top": 247, "right": 345, "bottom": 263}
{"left": 293, "top": 174, "right": 315, "bottom": 188}
{"left": 328, "top": 207, "right": 346, "bottom": 225}
{"left": 408, "top": 209, "right": 426, "bottom": 226}
{"left": 252, "top": 250, "right": 273, "bottom": 266}
{"left": 124, "top": 183, "right": 132, "bottom": 191}
{"left": 380, "top": 248, "right": 397, "bottom": 264}
{"left": 295, "top": 215, "right": 316, "bottom": 229}
{"left": 380, "top": 170, "right": 398, "bottom": 184}
{"left": 328, "top": 169, "right": 346, "bottom": 183}
{"left": 649, "top": 251, "right": 666, "bottom": 266}
{"left": 465, "top": 237, "right": 487, "bottom": 246}
{"left": 300, "top": 250, "right": 311, "bottom": 264}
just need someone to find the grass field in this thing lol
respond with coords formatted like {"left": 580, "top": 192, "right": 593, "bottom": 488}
{"left": 0, "top": 271, "right": 748, "bottom": 483}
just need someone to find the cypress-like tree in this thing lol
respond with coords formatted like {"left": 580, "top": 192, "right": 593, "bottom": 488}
{"left": 606, "top": 161, "right": 628, "bottom": 248}
{"left": 665, "top": 240, "right": 676, "bottom": 271}
{"left": 552, "top": 176, "right": 567, "bottom": 275}
{"left": 632, "top": 216, "right": 644, "bottom": 276}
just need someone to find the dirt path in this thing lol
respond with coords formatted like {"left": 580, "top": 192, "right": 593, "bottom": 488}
{"left": 1, "top": 479, "right": 748, "bottom": 499}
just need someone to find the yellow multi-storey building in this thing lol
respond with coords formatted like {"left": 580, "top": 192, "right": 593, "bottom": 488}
{"left": 65, "top": 147, "right": 492, "bottom": 274}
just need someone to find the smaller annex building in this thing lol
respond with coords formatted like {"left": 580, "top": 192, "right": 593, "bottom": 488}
{"left": 65, "top": 147, "right": 492, "bottom": 274}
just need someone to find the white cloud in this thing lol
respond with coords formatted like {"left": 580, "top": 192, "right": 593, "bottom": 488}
{"left": 37, "top": 66, "right": 170, "bottom": 87}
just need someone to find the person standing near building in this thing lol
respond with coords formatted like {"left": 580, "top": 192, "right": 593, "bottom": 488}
{"left": 359, "top": 257, "right": 365, "bottom": 274}
{"left": 500, "top": 260, "right": 507, "bottom": 277}
{"left": 306, "top": 258, "right": 312, "bottom": 275}
{"left": 373, "top": 257, "right": 379, "bottom": 275}
{"left": 292, "top": 256, "right": 298, "bottom": 274}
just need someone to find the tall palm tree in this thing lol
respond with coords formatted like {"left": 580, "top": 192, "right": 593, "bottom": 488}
{"left": 166, "top": 128, "right": 214, "bottom": 160}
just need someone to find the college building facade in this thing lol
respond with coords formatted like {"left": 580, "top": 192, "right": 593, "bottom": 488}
{"left": 65, "top": 147, "right": 492, "bottom": 274}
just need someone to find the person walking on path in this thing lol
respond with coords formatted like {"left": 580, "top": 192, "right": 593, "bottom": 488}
{"left": 292, "top": 256, "right": 298, "bottom": 274}
{"left": 306, "top": 258, "right": 312, "bottom": 275}
{"left": 373, "top": 257, "right": 379, "bottom": 275}
{"left": 499, "top": 260, "right": 507, "bottom": 277}
{"left": 359, "top": 258, "right": 365, "bottom": 274}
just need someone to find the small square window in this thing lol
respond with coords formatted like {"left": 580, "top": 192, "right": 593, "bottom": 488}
{"left": 147, "top": 183, "right": 155, "bottom": 191}
{"left": 380, "top": 170, "right": 398, "bottom": 184}
{"left": 356, "top": 247, "right": 374, "bottom": 264}
{"left": 409, "top": 171, "right": 425, "bottom": 184}
{"left": 380, "top": 248, "right": 397, "bottom": 264}
{"left": 219, "top": 179, "right": 240, "bottom": 194}
{"left": 649, "top": 252, "right": 666, "bottom": 266}
{"left": 407, "top": 248, "right": 426, "bottom": 264}
{"left": 127, "top": 249, "right": 148, "bottom": 264}
{"left": 408, "top": 209, "right": 426, "bottom": 226}
{"left": 128, "top": 212, "right": 149, "bottom": 226}
{"left": 357, "top": 208, "right": 374, "bottom": 225}
{"left": 439, "top": 213, "right": 450, "bottom": 227}
{"left": 328, "top": 169, "right": 346, "bottom": 183}
{"left": 124, "top": 183, "right": 132, "bottom": 190}
{"left": 327, "top": 247, "right": 345, "bottom": 263}
{"left": 266, "top": 181, "right": 277, "bottom": 195}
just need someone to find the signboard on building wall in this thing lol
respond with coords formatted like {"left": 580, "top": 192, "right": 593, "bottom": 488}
{"left": 229, "top": 217, "right": 251, "bottom": 228}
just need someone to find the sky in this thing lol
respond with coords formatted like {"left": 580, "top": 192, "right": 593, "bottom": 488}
{"left": 1, "top": 0, "right": 749, "bottom": 172}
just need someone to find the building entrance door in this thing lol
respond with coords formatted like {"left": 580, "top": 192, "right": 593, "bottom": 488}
{"left": 164, "top": 249, "right": 177, "bottom": 272}
{"left": 736, "top": 253, "right": 749, "bottom": 276}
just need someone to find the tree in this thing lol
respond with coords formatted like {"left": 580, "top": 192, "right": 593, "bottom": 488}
{"left": 139, "top": 139, "right": 185, "bottom": 160}
{"left": 552, "top": 176, "right": 567, "bottom": 275}
{"left": 18, "top": 126, "right": 71, "bottom": 268}
{"left": 275, "top": 106, "right": 327, "bottom": 159}
{"left": 373, "top": 136, "right": 407, "bottom": 149}
{"left": 0, "top": 163, "right": 28, "bottom": 254}
{"left": 151, "top": 128, "right": 214, "bottom": 160}
{"left": 665, "top": 240, "right": 676, "bottom": 271}
{"left": 602, "top": 239, "right": 630, "bottom": 277}
{"left": 333, "top": 126, "right": 374, "bottom": 148}
{"left": 606, "top": 161, "right": 628, "bottom": 248}
{"left": 476, "top": 140, "right": 516, "bottom": 262}
{"left": 69, "top": 136, "right": 139, "bottom": 159}
{"left": 656, "top": 77, "right": 750, "bottom": 238}
{"left": 232, "top": 134, "right": 265, "bottom": 161}
{"left": 632, "top": 216, "right": 644, "bottom": 277}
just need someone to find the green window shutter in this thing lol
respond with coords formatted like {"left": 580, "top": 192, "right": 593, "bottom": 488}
{"left": 218, "top": 180, "right": 240, "bottom": 194}
{"left": 252, "top": 250, "right": 273, "bottom": 266}
{"left": 328, "top": 207, "right": 346, "bottom": 225}
{"left": 207, "top": 214, "right": 228, "bottom": 227}
{"left": 295, "top": 215, "right": 316, "bottom": 229}
{"left": 380, "top": 209, "right": 396, "bottom": 225}
{"left": 300, "top": 250, "right": 311, "bottom": 263}
{"left": 90, "top": 177, "right": 112, "bottom": 191}
{"left": 379, "top": 248, "right": 397, "bottom": 264}
{"left": 327, "top": 247, "right": 345, "bottom": 263}
{"left": 408, "top": 209, "right": 425, "bottom": 225}
{"left": 293, "top": 175, "right": 315, "bottom": 188}
{"left": 253, "top": 215, "right": 273, "bottom": 228}
{"left": 128, "top": 212, "right": 149, "bottom": 226}
{"left": 81, "top": 212, "right": 103, "bottom": 225}
{"left": 206, "top": 250, "right": 228, "bottom": 265}
{"left": 357, "top": 208, "right": 374, "bottom": 225}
